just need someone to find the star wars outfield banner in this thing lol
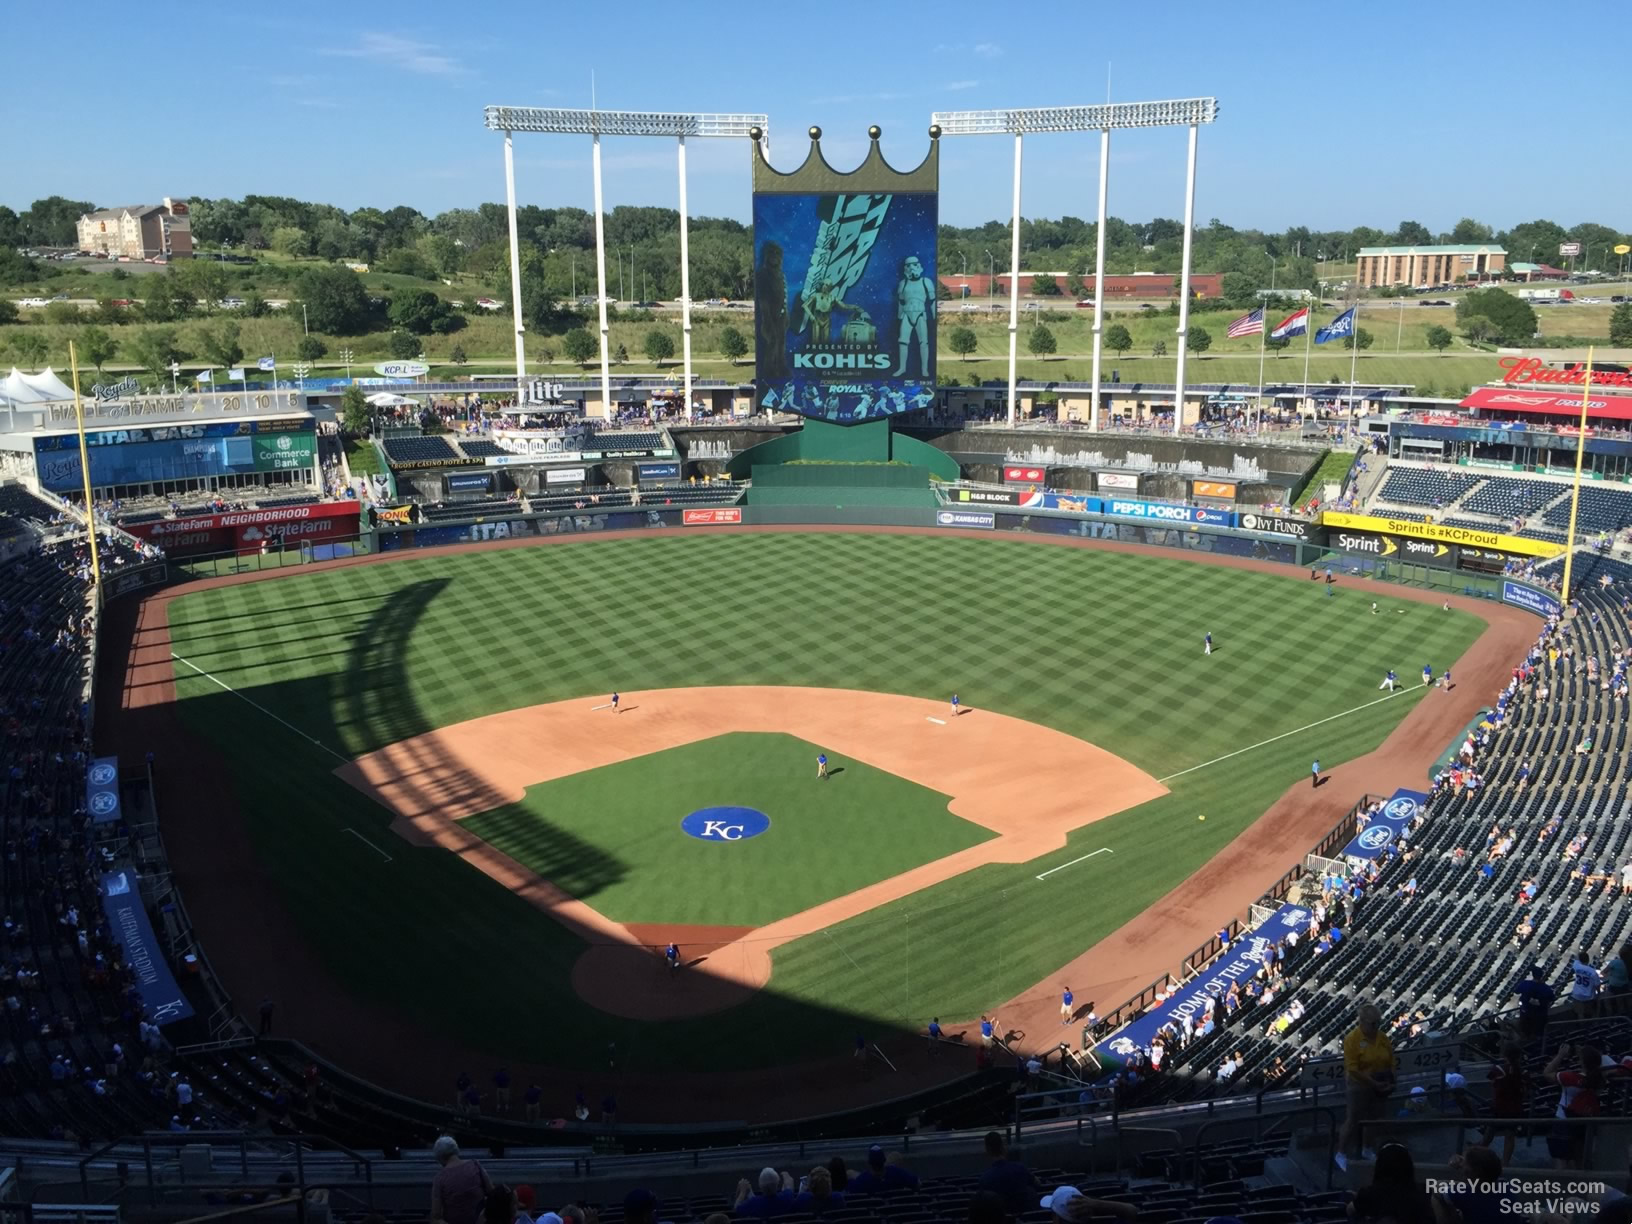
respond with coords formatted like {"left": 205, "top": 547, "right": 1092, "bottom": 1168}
{"left": 753, "top": 190, "right": 938, "bottom": 423}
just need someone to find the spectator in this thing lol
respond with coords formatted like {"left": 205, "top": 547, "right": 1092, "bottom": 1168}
{"left": 849, "top": 1146, "right": 919, "bottom": 1195}
{"left": 977, "top": 1131, "right": 1036, "bottom": 1213}
{"left": 1570, "top": 950, "right": 1603, "bottom": 1018}
{"left": 1336, "top": 1003, "right": 1395, "bottom": 1171}
{"left": 733, "top": 1168, "right": 794, "bottom": 1218}
{"left": 826, "top": 1157, "right": 849, "bottom": 1192}
{"left": 793, "top": 1167, "right": 843, "bottom": 1218}
{"left": 482, "top": 1186, "right": 517, "bottom": 1224}
{"left": 1604, "top": 942, "right": 1632, "bottom": 1008}
{"left": 1039, "top": 1186, "right": 1137, "bottom": 1222}
{"left": 624, "top": 1189, "right": 669, "bottom": 1224}
{"left": 430, "top": 1137, "right": 493, "bottom": 1224}
{"left": 1348, "top": 1143, "right": 1433, "bottom": 1224}
{"left": 1513, "top": 965, "right": 1556, "bottom": 1039}
{"left": 513, "top": 1187, "right": 537, "bottom": 1224}
{"left": 1480, "top": 1044, "right": 1526, "bottom": 1163}
{"left": 1432, "top": 1145, "right": 1517, "bottom": 1224}
{"left": 1544, "top": 1043, "right": 1604, "bottom": 1169}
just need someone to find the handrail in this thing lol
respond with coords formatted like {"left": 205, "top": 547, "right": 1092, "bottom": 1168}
{"left": 1192, "top": 1104, "right": 1338, "bottom": 1192}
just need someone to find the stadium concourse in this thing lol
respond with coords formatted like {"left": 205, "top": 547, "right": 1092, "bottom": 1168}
{"left": 97, "top": 527, "right": 1528, "bottom": 1128}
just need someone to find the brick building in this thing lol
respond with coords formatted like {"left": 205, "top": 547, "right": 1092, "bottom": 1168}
{"left": 1354, "top": 244, "right": 1504, "bottom": 289}
{"left": 76, "top": 199, "right": 193, "bottom": 260}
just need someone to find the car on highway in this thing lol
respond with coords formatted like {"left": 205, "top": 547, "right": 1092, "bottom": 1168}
{"left": 219, "top": 297, "right": 246, "bottom": 309}
{"left": 1075, "top": 299, "right": 1095, "bottom": 308}
{"left": 16, "top": 297, "right": 48, "bottom": 308}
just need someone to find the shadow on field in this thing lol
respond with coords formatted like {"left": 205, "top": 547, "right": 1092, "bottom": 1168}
{"left": 97, "top": 571, "right": 952, "bottom": 1125}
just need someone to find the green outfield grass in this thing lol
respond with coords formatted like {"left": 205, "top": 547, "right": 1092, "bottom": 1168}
{"left": 166, "top": 532, "right": 1484, "bottom": 1071}
{"left": 463, "top": 732, "right": 990, "bottom": 927}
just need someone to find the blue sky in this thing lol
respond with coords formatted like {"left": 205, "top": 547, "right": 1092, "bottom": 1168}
{"left": 3, "top": 0, "right": 1624, "bottom": 231}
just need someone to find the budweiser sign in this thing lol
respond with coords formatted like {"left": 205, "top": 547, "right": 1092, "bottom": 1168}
{"left": 1499, "top": 356, "right": 1632, "bottom": 389}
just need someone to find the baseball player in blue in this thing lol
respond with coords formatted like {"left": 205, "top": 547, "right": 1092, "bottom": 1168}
{"left": 665, "top": 942, "right": 679, "bottom": 973}
{"left": 1379, "top": 669, "right": 1397, "bottom": 691}
{"left": 611, "top": 691, "right": 620, "bottom": 714}
{"left": 1422, "top": 665, "right": 1433, "bottom": 687}
{"left": 1204, "top": 632, "right": 1212, "bottom": 656}
{"left": 951, "top": 693, "right": 960, "bottom": 717}
{"left": 927, "top": 1017, "right": 942, "bottom": 1057}
{"left": 979, "top": 1016, "right": 995, "bottom": 1048}
{"left": 817, "top": 752, "right": 828, "bottom": 780}
{"left": 1311, "top": 759, "right": 1321, "bottom": 788}
{"left": 1060, "top": 986, "right": 1074, "bottom": 1024}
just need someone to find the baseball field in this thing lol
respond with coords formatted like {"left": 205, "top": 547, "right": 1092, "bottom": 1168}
{"left": 147, "top": 529, "right": 1485, "bottom": 1080}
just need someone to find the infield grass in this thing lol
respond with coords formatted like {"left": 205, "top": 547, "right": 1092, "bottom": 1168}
{"left": 165, "top": 532, "right": 1485, "bottom": 1070}
{"left": 463, "top": 733, "right": 991, "bottom": 927}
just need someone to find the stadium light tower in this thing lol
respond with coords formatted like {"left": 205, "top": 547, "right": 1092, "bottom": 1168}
{"left": 483, "top": 107, "right": 768, "bottom": 420}
{"left": 931, "top": 99, "right": 1219, "bottom": 433}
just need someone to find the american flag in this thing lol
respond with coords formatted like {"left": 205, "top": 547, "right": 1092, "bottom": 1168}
{"left": 1226, "top": 306, "right": 1264, "bottom": 338}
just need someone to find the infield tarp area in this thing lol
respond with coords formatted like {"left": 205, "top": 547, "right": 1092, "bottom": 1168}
{"left": 1095, "top": 901, "right": 1312, "bottom": 1061}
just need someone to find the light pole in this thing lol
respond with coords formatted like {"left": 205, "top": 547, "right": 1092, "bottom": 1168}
{"left": 984, "top": 250, "right": 995, "bottom": 306}
{"left": 301, "top": 303, "right": 309, "bottom": 336}
{"left": 292, "top": 361, "right": 311, "bottom": 395}
{"left": 167, "top": 360, "right": 180, "bottom": 395}
{"left": 484, "top": 106, "right": 767, "bottom": 416}
{"left": 340, "top": 347, "right": 354, "bottom": 380}
{"left": 959, "top": 252, "right": 968, "bottom": 277}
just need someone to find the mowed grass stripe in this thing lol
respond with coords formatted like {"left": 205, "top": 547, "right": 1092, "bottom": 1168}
{"left": 165, "top": 534, "right": 1483, "bottom": 1070}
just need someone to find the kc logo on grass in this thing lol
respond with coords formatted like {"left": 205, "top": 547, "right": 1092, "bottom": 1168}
{"left": 681, "top": 806, "right": 771, "bottom": 842}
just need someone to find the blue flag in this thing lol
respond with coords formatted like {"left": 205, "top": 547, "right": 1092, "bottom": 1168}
{"left": 1314, "top": 308, "right": 1356, "bottom": 344}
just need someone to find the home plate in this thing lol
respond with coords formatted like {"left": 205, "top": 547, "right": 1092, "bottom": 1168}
{"left": 926, "top": 716, "right": 946, "bottom": 725}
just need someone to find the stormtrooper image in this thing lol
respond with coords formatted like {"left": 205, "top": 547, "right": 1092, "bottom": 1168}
{"left": 892, "top": 255, "right": 935, "bottom": 377}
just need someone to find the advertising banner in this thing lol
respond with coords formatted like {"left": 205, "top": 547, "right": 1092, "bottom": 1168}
{"left": 1001, "top": 514, "right": 1299, "bottom": 563}
{"left": 376, "top": 505, "right": 415, "bottom": 524}
{"left": 1321, "top": 510, "right": 1562, "bottom": 559}
{"left": 1460, "top": 385, "right": 1631, "bottom": 421}
{"left": 683, "top": 507, "right": 744, "bottom": 525}
{"left": 636, "top": 462, "right": 680, "bottom": 481}
{"left": 379, "top": 510, "right": 681, "bottom": 550}
{"left": 935, "top": 509, "right": 995, "bottom": 530}
{"left": 251, "top": 432, "right": 317, "bottom": 472}
{"left": 103, "top": 562, "right": 168, "bottom": 600}
{"left": 1104, "top": 498, "right": 1236, "bottom": 527}
{"left": 1330, "top": 530, "right": 1455, "bottom": 567}
{"left": 1097, "top": 472, "right": 1139, "bottom": 491}
{"left": 545, "top": 467, "right": 588, "bottom": 485}
{"left": 1502, "top": 580, "right": 1562, "bottom": 619}
{"left": 1003, "top": 466, "right": 1047, "bottom": 484}
{"left": 1094, "top": 902, "right": 1315, "bottom": 1063}
{"left": 485, "top": 455, "right": 538, "bottom": 468}
{"left": 86, "top": 758, "right": 122, "bottom": 825}
{"left": 124, "top": 502, "right": 362, "bottom": 557}
{"left": 1341, "top": 789, "right": 1431, "bottom": 861}
{"left": 447, "top": 472, "right": 495, "bottom": 494}
{"left": 101, "top": 872, "right": 194, "bottom": 1025}
{"left": 1237, "top": 511, "right": 1316, "bottom": 541}
{"left": 1192, "top": 480, "right": 1238, "bottom": 499}
{"left": 754, "top": 180, "right": 938, "bottom": 423}
{"left": 951, "top": 488, "right": 1020, "bottom": 506}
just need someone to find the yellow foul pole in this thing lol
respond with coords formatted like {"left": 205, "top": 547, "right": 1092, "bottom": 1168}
{"left": 1558, "top": 347, "right": 1593, "bottom": 609}
{"left": 68, "top": 342, "right": 101, "bottom": 587}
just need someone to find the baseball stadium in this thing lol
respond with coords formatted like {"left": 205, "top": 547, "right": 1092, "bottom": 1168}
{"left": 3, "top": 103, "right": 1632, "bottom": 1224}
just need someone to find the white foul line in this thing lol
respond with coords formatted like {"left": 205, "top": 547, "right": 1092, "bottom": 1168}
{"left": 170, "top": 652, "right": 348, "bottom": 763}
{"left": 1156, "top": 689, "right": 1412, "bottom": 785}
{"left": 342, "top": 827, "right": 394, "bottom": 863}
{"left": 1036, "top": 847, "right": 1113, "bottom": 881}
{"left": 590, "top": 703, "right": 612, "bottom": 711}
{"left": 926, "top": 716, "right": 947, "bottom": 725}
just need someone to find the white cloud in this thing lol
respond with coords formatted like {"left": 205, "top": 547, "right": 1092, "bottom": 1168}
{"left": 945, "top": 79, "right": 981, "bottom": 91}
{"left": 322, "top": 33, "right": 467, "bottom": 77}
{"left": 973, "top": 42, "right": 1004, "bottom": 58}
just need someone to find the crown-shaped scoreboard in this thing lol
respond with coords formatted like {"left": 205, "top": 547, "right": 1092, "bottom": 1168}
{"left": 752, "top": 126, "right": 941, "bottom": 425}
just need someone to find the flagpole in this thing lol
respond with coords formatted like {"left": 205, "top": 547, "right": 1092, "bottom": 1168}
{"left": 1559, "top": 347, "right": 1594, "bottom": 609}
{"left": 1254, "top": 307, "right": 1267, "bottom": 433}
{"left": 1347, "top": 298, "right": 1360, "bottom": 426}
{"left": 68, "top": 341, "right": 102, "bottom": 589}
{"left": 1300, "top": 308, "right": 1312, "bottom": 421}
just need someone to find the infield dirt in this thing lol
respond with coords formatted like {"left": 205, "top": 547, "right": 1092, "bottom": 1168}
{"left": 100, "top": 526, "right": 1533, "bottom": 1121}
